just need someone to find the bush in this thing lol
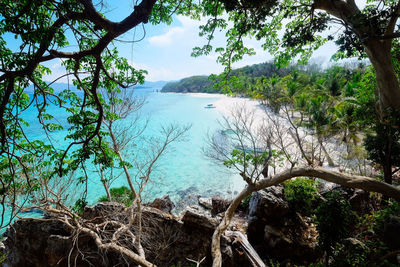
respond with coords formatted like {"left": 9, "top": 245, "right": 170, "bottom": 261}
{"left": 315, "top": 191, "right": 354, "bottom": 257}
{"left": 283, "top": 177, "right": 319, "bottom": 214}
{"left": 373, "top": 201, "right": 400, "bottom": 234}
{"left": 98, "top": 186, "right": 134, "bottom": 207}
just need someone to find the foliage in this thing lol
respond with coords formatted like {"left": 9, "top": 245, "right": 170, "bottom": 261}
{"left": 161, "top": 75, "right": 216, "bottom": 93}
{"left": 0, "top": 0, "right": 199, "bottom": 230}
{"left": 238, "top": 193, "right": 252, "bottom": 211}
{"left": 372, "top": 201, "right": 400, "bottom": 234}
{"left": 330, "top": 242, "right": 369, "bottom": 267}
{"left": 224, "top": 149, "right": 269, "bottom": 170}
{"left": 283, "top": 177, "right": 319, "bottom": 214}
{"left": 314, "top": 191, "right": 354, "bottom": 257}
{"left": 98, "top": 186, "right": 134, "bottom": 207}
{"left": 161, "top": 62, "right": 291, "bottom": 94}
{"left": 364, "top": 110, "right": 400, "bottom": 184}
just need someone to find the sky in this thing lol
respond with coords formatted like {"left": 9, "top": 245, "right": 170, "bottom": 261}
{"left": 7, "top": 0, "right": 365, "bottom": 83}
{"left": 93, "top": 0, "right": 340, "bottom": 82}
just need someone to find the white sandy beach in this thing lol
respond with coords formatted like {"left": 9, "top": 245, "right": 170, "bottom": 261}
{"left": 185, "top": 92, "right": 268, "bottom": 128}
{"left": 188, "top": 92, "right": 364, "bottom": 175}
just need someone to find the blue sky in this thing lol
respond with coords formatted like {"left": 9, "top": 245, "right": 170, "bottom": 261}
{"left": 5, "top": 0, "right": 361, "bottom": 83}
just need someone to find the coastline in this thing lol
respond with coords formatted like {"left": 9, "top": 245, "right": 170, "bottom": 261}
{"left": 183, "top": 92, "right": 268, "bottom": 129}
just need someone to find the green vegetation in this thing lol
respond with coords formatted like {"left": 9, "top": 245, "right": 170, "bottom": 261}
{"left": 283, "top": 178, "right": 319, "bottom": 214}
{"left": 2, "top": 0, "right": 400, "bottom": 266}
{"left": 161, "top": 75, "right": 215, "bottom": 93}
{"left": 315, "top": 191, "right": 354, "bottom": 260}
{"left": 161, "top": 62, "right": 292, "bottom": 94}
{"left": 98, "top": 186, "right": 135, "bottom": 207}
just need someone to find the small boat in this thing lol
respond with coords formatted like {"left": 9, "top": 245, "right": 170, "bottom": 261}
{"left": 220, "top": 129, "right": 236, "bottom": 135}
{"left": 204, "top": 104, "right": 216, "bottom": 109}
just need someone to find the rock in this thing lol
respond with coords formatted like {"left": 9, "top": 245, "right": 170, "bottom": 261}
{"left": 264, "top": 225, "right": 292, "bottom": 248}
{"left": 384, "top": 215, "right": 400, "bottom": 249}
{"left": 3, "top": 202, "right": 248, "bottom": 267}
{"left": 182, "top": 208, "right": 220, "bottom": 230}
{"left": 247, "top": 186, "right": 318, "bottom": 264}
{"left": 320, "top": 183, "right": 354, "bottom": 199}
{"left": 3, "top": 218, "right": 75, "bottom": 267}
{"left": 198, "top": 197, "right": 212, "bottom": 209}
{"left": 211, "top": 196, "right": 231, "bottom": 216}
{"left": 348, "top": 189, "right": 377, "bottom": 214}
{"left": 249, "top": 185, "right": 289, "bottom": 219}
{"left": 147, "top": 195, "right": 175, "bottom": 213}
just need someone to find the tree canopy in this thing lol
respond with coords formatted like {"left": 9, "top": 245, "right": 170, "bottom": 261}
{"left": 194, "top": 0, "right": 400, "bottom": 110}
{"left": 1, "top": 1, "right": 400, "bottom": 266}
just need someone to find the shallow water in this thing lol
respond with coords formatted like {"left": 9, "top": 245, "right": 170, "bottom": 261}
{"left": 11, "top": 86, "right": 246, "bottom": 218}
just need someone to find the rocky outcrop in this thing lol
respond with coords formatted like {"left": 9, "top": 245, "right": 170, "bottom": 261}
{"left": 3, "top": 218, "right": 74, "bottom": 267}
{"left": 147, "top": 195, "right": 175, "bottom": 213}
{"left": 2, "top": 202, "right": 251, "bottom": 267}
{"left": 320, "top": 184, "right": 378, "bottom": 214}
{"left": 247, "top": 185, "right": 318, "bottom": 264}
{"left": 198, "top": 197, "right": 213, "bottom": 210}
{"left": 211, "top": 196, "right": 231, "bottom": 216}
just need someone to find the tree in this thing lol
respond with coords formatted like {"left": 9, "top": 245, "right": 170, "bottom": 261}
{"left": 207, "top": 105, "right": 400, "bottom": 267}
{"left": 0, "top": 0, "right": 198, "bottom": 229}
{"left": 0, "top": 1, "right": 193, "bottom": 265}
{"left": 195, "top": 0, "right": 400, "bottom": 110}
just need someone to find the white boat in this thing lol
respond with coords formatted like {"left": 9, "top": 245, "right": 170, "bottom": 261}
{"left": 204, "top": 103, "right": 216, "bottom": 109}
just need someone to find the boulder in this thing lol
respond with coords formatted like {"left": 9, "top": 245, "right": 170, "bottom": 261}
{"left": 198, "top": 197, "right": 212, "bottom": 210}
{"left": 247, "top": 185, "right": 318, "bottom": 264}
{"left": 3, "top": 203, "right": 250, "bottom": 267}
{"left": 182, "top": 208, "right": 220, "bottom": 230}
{"left": 147, "top": 195, "right": 175, "bottom": 213}
{"left": 3, "top": 218, "right": 77, "bottom": 267}
{"left": 248, "top": 185, "right": 289, "bottom": 219}
{"left": 211, "top": 196, "right": 231, "bottom": 216}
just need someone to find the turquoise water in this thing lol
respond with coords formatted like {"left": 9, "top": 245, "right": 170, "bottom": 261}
{"left": 16, "top": 86, "right": 246, "bottom": 215}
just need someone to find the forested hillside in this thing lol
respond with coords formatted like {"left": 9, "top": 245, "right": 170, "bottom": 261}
{"left": 161, "top": 75, "right": 215, "bottom": 93}
{"left": 161, "top": 62, "right": 292, "bottom": 93}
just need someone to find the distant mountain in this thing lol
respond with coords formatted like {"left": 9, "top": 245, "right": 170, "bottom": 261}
{"left": 161, "top": 76, "right": 217, "bottom": 93}
{"left": 161, "top": 62, "right": 292, "bottom": 93}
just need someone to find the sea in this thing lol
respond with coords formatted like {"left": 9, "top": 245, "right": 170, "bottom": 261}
{"left": 9, "top": 85, "right": 246, "bottom": 221}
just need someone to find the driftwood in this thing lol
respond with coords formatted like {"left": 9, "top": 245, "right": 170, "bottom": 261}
{"left": 225, "top": 231, "right": 266, "bottom": 267}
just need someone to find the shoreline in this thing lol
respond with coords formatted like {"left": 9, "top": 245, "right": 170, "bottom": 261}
{"left": 185, "top": 92, "right": 268, "bottom": 130}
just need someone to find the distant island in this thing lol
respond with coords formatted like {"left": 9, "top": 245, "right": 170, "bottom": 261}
{"left": 161, "top": 62, "right": 292, "bottom": 93}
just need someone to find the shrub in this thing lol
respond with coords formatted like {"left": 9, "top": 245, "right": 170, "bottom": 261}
{"left": 373, "top": 201, "right": 400, "bottom": 234}
{"left": 315, "top": 191, "right": 354, "bottom": 258}
{"left": 98, "top": 186, "right": 134, "bottom": 207}
{"left": 283, "top": 177, "right": 319, "bottom": 214}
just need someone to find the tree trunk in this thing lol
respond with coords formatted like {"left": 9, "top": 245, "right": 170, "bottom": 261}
{"left": 211, "top": 185, "right": 255, "bottom": 267}
{"left": 365, "top": 41, "right": 400, "bottom": 110}
{"left": 383, "top": 132, "right": 393, "bottom": 185}
{"left": 318, "top": 136, "right": 335, "bottom": 167}
{"left": 100, "top": 166, "right": 112, "bottom": 201}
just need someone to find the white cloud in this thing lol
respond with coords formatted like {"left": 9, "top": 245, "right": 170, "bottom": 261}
{"left": 148, "top": 26, "right": 185, "bottom": 46}
{"left": 148, "top": 15, "right": 206, "bottom": 47}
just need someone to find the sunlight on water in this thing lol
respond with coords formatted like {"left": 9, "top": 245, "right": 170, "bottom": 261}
{"left": 14, "top": 86, "right": 245, "bottom": 218}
